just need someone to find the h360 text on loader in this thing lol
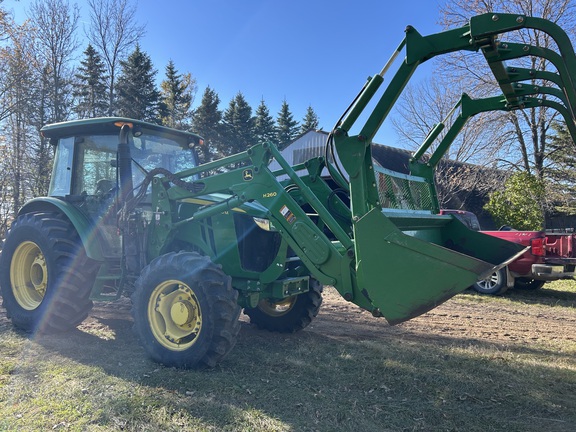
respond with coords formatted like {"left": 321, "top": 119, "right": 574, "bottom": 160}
{"left": 1, "top": 13, "right": 572, "bottom": 368}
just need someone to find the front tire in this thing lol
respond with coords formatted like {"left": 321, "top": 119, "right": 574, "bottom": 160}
{"left": 473, "top": 268, "right": 508, "bottom": 295}
{"left": 244, "top": 279, "right": 323, "bottom": 332}
{"left": 131, "top": 252, "right": 241, "bottom": 368}
{"left": 0, "top": 212, "right": 95, "bottom": 333}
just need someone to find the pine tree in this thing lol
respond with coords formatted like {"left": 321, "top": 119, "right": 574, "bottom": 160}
{"left": 115, "top": 44, "right": 161, "bottom": 122}
{"left": 191, "top": 86, "right": 222, "bottom": 162}
{"left": 254, "top": 98, "right": 277, "bottom": 146}
{"left": 276, "top": 99, "right": 299, "bottom": 150}
{"left": 220, "top": 92, "right": 254, "bottom": 162}
{"left": 73, "top": 44, "right": 108, "bottom": 118}
{"left": 160, "top": 60, "right": 195, "bottom": 129}
{"left": 300, "top": 105, "right": 319, "bottom": 134}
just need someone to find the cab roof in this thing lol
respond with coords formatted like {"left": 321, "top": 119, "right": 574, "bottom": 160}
{"left": 40, "top": 117, "right": 203, "bottom": 144}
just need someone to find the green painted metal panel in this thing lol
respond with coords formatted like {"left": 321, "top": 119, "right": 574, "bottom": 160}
{"left": 353, "top": 209, "right": 503, "bottom": 324}
{"left": 41, "top": 116, "right": 203, "bottom": 145}
{"left": 291, "top": 221, "right": 330, "bottom": 265}
{"left": 19, "top": 197, "right": 106, "bottom": 261}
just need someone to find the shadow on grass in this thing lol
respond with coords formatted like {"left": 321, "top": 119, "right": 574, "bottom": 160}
{"left": 465, "top": 285, "right": 576, "bottom": 307}
{"left": 513, "top": 286, "right": 576, "bottom": 304}
{"left": 22, "top": 304, "right": 576, "bottom": 432}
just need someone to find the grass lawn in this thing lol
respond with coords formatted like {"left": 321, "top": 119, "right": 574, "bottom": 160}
{"left": 1, "top": 280, "right": 575, "bottom": 431}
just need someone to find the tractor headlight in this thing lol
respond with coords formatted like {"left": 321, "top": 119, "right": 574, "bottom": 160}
{"left": 253, "top": 217, "right": 273, "bottom": 231}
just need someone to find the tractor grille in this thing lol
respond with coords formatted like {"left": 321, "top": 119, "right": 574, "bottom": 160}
{"left": 374, "top": 166, "right": 435, "bottom": 212}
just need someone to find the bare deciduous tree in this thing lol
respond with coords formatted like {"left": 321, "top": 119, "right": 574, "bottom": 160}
{"left": 0, "top": 18, "right": 40, "bottom": 216}
{"left": 439, "top": 0, "right": 576, "bottom": 178}
{"left": 393, "top": 75, "right": 510, "bottom": 210}
{"left": 393, "top": 76, "right": 509, "bottom": 164}
{"left": 87, "top": 0, "right": 145, "bottom": 115}
{"left": 28, "top": 0, "right": 80, "bottom": 197}
{"left": 393, "top": 0, "right": 576, "bottom": 213}
{"left": 29, "top": 0, "right": 80, "bottom": 123}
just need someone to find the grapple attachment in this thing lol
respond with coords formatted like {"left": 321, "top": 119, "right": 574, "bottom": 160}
{"left": 325, "top": 13, "right": 576, "bottom": 322}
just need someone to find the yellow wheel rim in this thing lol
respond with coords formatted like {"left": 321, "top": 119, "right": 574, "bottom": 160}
{"left": 148, "top": 280, "right": 202, "bottom": 351}
{"left": 10, "top": 241, "right": 48, "bottom": 310}
{"left": 258, "top": 297, "right": 296, "bottom": 317}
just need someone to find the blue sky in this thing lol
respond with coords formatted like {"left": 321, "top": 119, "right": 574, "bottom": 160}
{"left": 5, "top": 0, "right": 445, "bottom": 145}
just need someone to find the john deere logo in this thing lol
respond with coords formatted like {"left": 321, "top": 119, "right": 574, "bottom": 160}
{"left": 243, "top": 169, "right": 254, "bottom": 181}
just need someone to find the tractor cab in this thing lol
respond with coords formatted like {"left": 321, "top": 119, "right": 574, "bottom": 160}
{"left": 44, "top": 117, "right": 202, "bottom": 201}
{"left": 40, "top": 117, "right": 204, "bottom": 261}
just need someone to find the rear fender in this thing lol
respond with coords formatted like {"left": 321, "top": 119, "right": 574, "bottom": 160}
{"left": 18, "top": 197, "right": 106, "bottom": 261}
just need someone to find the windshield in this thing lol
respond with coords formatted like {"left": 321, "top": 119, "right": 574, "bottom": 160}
{"left": 132, "top": 132, "right": 198, "bottom": 174}
{"left": 49, "top": 131, "right": 199, "bottom": 197}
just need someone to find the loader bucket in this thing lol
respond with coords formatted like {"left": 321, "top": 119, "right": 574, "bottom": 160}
{"left": 353, "top": 209, "right": 525, "bottom": 324}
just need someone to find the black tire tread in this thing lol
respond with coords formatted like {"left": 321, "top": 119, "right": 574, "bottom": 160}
{"left": 514, "top": 277, "right": 546, "bottom": 290}
{"left": 244, "top": 280, "right": 323, "bottom": 333}
{"left": 131, "top": 252, "right": 241, "bottom": 369}
{"left": 0, "top": 212, "right": 95, "bottom": 333}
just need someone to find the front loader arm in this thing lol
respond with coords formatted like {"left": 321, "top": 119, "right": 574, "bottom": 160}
{"left": 326, "top": 13, "right": 576, "bottom": 322}
{"left": 333, "top": 13, "right": 576, "bottom": 207}
{"left": 147, "top": 13, "right": 576, "bottom": 325}
{"left": 148, "top": 143, "right": 363, "bottom": 304}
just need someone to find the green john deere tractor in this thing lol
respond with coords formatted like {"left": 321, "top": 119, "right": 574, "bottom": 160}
{"left": 2, "top": 13, "right": 574, "bottom": 368}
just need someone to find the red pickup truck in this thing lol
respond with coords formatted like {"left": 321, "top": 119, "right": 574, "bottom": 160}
{"left": 440, "top": 210, "right": 576, "bottom": 295}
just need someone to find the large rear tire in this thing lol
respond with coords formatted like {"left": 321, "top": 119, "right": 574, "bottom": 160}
{"left": 131, "top": 252, "right": 241, "bottom": 368}
{"left": 0, "top": 212, "right": 96, "bottom": 333}
{"left": 244, "top": 280, "right": 323, "bottom": 332}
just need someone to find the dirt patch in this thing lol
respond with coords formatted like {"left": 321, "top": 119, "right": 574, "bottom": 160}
{"left": 57, "top": 286, "right": 576, "bottom": 355}
{"left": 311, "top": 288, "right": 576, "bottom": 348}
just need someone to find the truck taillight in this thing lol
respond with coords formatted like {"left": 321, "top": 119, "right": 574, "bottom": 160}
{"left": 531, "top": 237, "right": 546, "bottom": 256}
